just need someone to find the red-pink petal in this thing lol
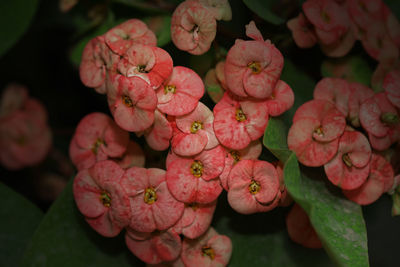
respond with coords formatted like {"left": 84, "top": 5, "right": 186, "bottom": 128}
{"left": 145, "top": 110, "right": 173, "bottom": 151}
{"left": 266, "top": 80, "right": 295, "bottom": 117}
{"left": 288, "top": 117, "right": 339, "bottom": 167}
{"left": 171, "top": 130, "right": 208, "bottom": 156}
{"left": 166, "top": 159, "right": 198, "bottom": 203}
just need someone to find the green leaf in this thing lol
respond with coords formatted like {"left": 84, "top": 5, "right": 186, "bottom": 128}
{"left": 206, "top": 84, "right": 225, "bottom": 104}
{"left": 0, "top": 182, "right": 43, "bottom": 266}
{"left": 263, "top": 58, "right": 369, "bottom": 266}
{"left": 20, "top": 179, "right": 143, "bottom": 267}
{"left": 284, "top": 154, "right": 369, "bottom": 267}
{"left": 143, "top": 15, "right": 171, "bottom": 47}
{"left": 321, "top": 55, "right": 373, "bottom": 86}
{"left": 0, "top": 0, "right": 39, "bottom": 57}
{"left": 263, "top": 117, "right": 291, "bottom": 163}
{"left": 242, "top": 0, "right": 285, "bottom": 25}
{"left": 213, "top": 194, "right": 333, "bottom": 266}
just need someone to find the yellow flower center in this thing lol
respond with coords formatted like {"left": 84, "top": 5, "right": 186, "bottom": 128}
{"left": 164, "top": 84, "right": 176, "bottom": 94}
{"left": 321, "top": 11, "right": 331, "bottom": 23}
{"left": 137, "top": 65, "right": 148, "bottom": 73}
{"left": 247, "top": 61, "right": 262, "bottom": 74}
{"left": 190, "top": 121, "right": 203, "bottom": 133}
{"left": 144, "top": 186, "right": 157, "bottom": 205}
{"left": 248, "top": 180, "right": 261, "bottom": 195}
{"left": 190, "top": 160, "right": 204, "bottom": 177}
{"left": 122, "top": 95, "right": 133, "bottom": 107}
{"left": 230, "top": 150, "right": 241, "bottom": 163}
{"left": 269, "top": 93, "right": 275, "bottom": 100}
{"left": 313, "top": 126, "right": 324, "bottom": 136}
{"left": 16, "top": 135, "right": 26, "bottom": 145}
{"left": 100, "top": 190, "right": 112, "bottom": 207}
{"left": 187, "top": 202, "right": 199, "bottom": 211}
{"left": 235, "top": 108, "right": 247, "bottom": 122}
{"left": 342, "top": 153, "right": 353, "bottom": 168}
{"left": 202, "top": 245, "right": 215, "bottom": 260}
{"left": 91, "top": 138, "right": 105, "bottom": 155}
{"left": 381, "top": 112, "right": 399, "bottom": 125}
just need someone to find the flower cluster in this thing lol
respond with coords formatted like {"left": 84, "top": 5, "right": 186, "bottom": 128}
{"left": 287, "top": 76, "right": 399, "bottom": 205}
{"left": 69, "top": 112, "right": 144, "bottom": 171}
{"left": 288, "top": 0, "right": 400, "bottom": 61}
{"left": 0, "top": 84, "right": 52, "bottom": 170}
{"left": 73, "top": 14, "right": 298, "bottom": 264}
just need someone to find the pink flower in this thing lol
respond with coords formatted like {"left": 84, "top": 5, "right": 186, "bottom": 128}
{"left": 104, "top": 19, "right": 157, "bottom": 56}
{"left": 117, "top": 44, "right": 173, "bottom": 90}
{"left": 173, "top": 200, "right": 217, "bottom": 239}
{"left": 166, "top": 146, "right": 224, "bottom": 204}
{"left": 347, "top": 0, "right": 384, "bottom": 31}
{"left": 114, "top": 141, "right": 145, "bottom": 169}
{"left": 347, "top": 82, "right": 375, "bottom": 127}
{"left": 157, "top": 66, "right": 204, "bottom": 116}
{"left": 303, "top": 0, "right": 350, "bottom": 45}
{"left": 144, "top": 109, "right": 173, "bottom": 151}
{"left": 313, "top": 77, "right": 350, "bottom": 116}
{"left": 69, "top": 112, "right": 129, "bottom": 171}
{"left": 0, "top": 85, "right": 52, "bottom": 170}
{"left": 171, "top": 0, "right": 217, "bottom": 55}
{"left": 286, "top": 203, "right": 322, "bottom": 249}
{"left": 171, "top": 102, "right": 219, "bottom": 156}
{"left": 219, "top": 140, "right": 262, "bottom": 191}
{"left": 265, "top": 80, "right": 295, "bottom": 117}
{"left": 79, "top": 36, "right": 118, "bottom": 94}
{"left": 125, "top": 228, "right": 182, "bottom": 265}
{"left": 213, "top": 92, "right": 269, "bottom": 150}
{"left": 383, "top": 69, "right": 400, "bottom": 108}
{"left": 319, "top": 25, "right": 356, "bottom": 58}
{"left": 181, "top": 227, "right": 232, "bottom": 267}
{"left": 287, "top": 13, "right": 318, "bottom": 49}
{"left": 343, "top": 153, "right": 394, "bottom": 205}
{"left": 73, "top": 160, "right": 131, "bottom": 237}
{"left": 0, "top": 110, "right": 52, "bottom": 170}
{"left": 224, "top": 21, "right": 284, "bottom": 99}
{"left": 108, "top": 75, "right": 157, "bottom": 132}
{"left": 121, "top": 167, "right": 184, "bottom": 233}
{"left": 288, "top": 100, "right": 346, "bottom": 167}
{"left": 360, "top": 22, "right": 399, "bottom": 62}
{"left": 292, "top": 99, "right": 346, "bottom": 139}
{"left": 227, "top": 159, "right": 280, "bottom": 214}
{"left": 324, "top": 131, "right": 371, "bottom": 190}
{"left": 359, "top": 92, "right": 398, "bottom": 138}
